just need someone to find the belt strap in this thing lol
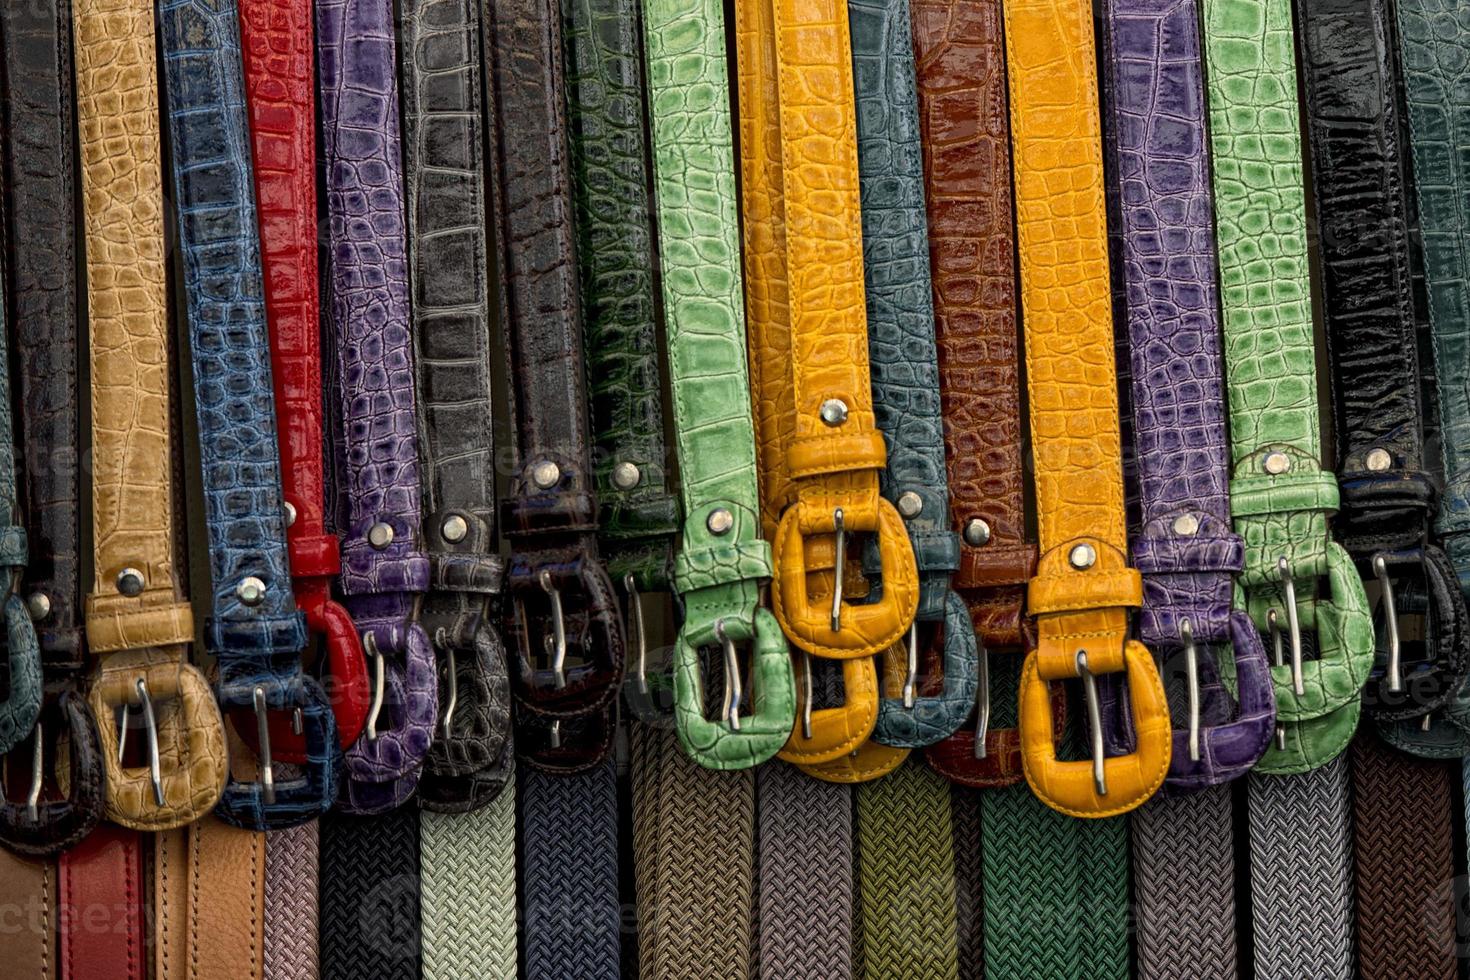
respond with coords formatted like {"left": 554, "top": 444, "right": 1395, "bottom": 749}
{"left": 420, "top": 791, "right": 517, "bottom": 979}
{"left": 154, "top": 811, "right": 267, "bottom": 979}
{"left": 59, "top": 825, "right": 145, "bottom": 980}
{"left": 563, "top": 0, "right": 679, "bottom": 601}
{"left": 0, "top": 851, "right": 55, "bottom": 978}
{"left": 1005, "top": 0, "right": 1168, "bottom": 818}
{"left": 1200, "top": 1, "right": 1370, "bottom": 974}
{"left": 239, "top": 0, "right": 371, "bottom": 764}
{"left": 1298, "top": 3, "right": 1463, "bottom": 971}
{"left": 264, "top": 823, "right": 318, "bottom": 980}
{"left": 0, "top": 0, "right": 101, "bottom": 858}
{"left": 1392, "top": 0, "right": 1470, "bottom": 754}
{"left": 318, "top": 0, "right": 436, "bottom": 817}
{"left": 161, "top": 0, "right": 337, "bottom": 832}
{"left": 1099, "top": 1, "right": 1265, "bottom": 971}
{"left": 912, "top": 0, "right": 1036, "bottom": 789}
{"left": 75, "top": 0, "right": 226, "bottom": 833}
{"left": 485, "top": 0, "right": 624, "bottom": 775}
{"left": 319, "top": 807, "right": 421, "bottom": 979}
{"left": 849, "top": 0, "right": 976, "bottom": 753}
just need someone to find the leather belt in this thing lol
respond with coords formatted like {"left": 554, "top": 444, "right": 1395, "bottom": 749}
{"left": 398, "top": 0, "right": 516, "bottom": 974}
{"left": 1300, "top": 2, "right": 1462, "bottom": 973}
{"left": 1004, "top": 0, "right": 1168, "bottom": 817}
{"left": 485, "top": 0, "right": 625, "bottom": 971}
{"left": 316, "top": 0, "right": 428, "bottom": 975}
{"left": 162, "top": 0, "right": 338, "bottom": 833}
{"left": 76, "top": 0, "right": 227, "bottom": 835}
{"left": 1200, "top": 0, "right": 1374, "bottom": 975}
{"left": 1099, "top": 1, "right": 1271, "bottom": 974}
{"left": 239, "top": 0, "right": 370, "bottom": 770}
{"left": 0, "top": 0, "right": 104, "bottom": 859}
{"left": 0, "top": 250, "right": 38, "bottom": 761}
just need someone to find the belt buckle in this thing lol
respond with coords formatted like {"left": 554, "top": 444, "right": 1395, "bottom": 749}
{"left": 673, "top": 607, "right": 795, "bottom": 770}
{"left": 1360, "top": 545, "right": 1468, "bottom": 721}
{"left": 771, "top": 495, "right": 919, "bottom": 658}
{"left": 214, "top": 674, "right": 340, "bottom": 830}
{"left": 418, "top": 614, "right": 513, "bottom": 811}
{"left": 91, "top": 655, "right": 227, "bottom": 830}
{"left": 777, "top": 653, "right": 879, "bottom": 763}
{"left": 0, "top": 688, "right": 105, "bottom": 855}
{"left": 872, "top": 589, "right": 979, "bottom": 748}
{"left": 507, "top": 552, "right": 624, "bottom": 717}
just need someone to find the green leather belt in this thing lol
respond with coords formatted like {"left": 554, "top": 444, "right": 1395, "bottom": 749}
{"left": 1201, "top": 0, "right": 1373, "bottom": 975}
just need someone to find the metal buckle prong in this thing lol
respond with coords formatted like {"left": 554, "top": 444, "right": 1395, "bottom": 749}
{"left": 901, "top": 622, "right": 918, "bottom": 708}
{"left": 440, "top": 638, "right": 459, "bottom": 739}
{"left": 364, "top": 632, "right": 385, "bottom": 741}
{"left": 24, "top": 722, "right": 42, "bottom": 823}
{"left": 715, "top": 619, "right": 742, "bottom": 731}
{"left": 1371, "top": 554, "right": 1402, "bottom": 693}
{"left": 1180, "top": 618, "right": 1201, "bottom": 762}
{"left": 1277, "top": 557, "right": 1305, "bottom": 696}
{"left": 549, "top": 718, "right": 561, "bottom": 749}
{"left": 1268, "top": 609, "right": 1287, "bottom": 750}
{"left": 539, "top": 570, "right": 567, "bottom": 689}
{"left": 252, "top": 686, "right": 276, "bottom": 806}
{"left": 133, "top": 679, "right": 163, "bottom": 806}
{"left": 830, "top": 507, "right": 846, "bottom": 632}
{"left": 973, "top": 646, "right": 990, "bottom": 760}
{"left": 625, "top": 573, "right": 648, "bottom": 694}
{"left": 1075, "top": 649, "right": 1106, "bottom": 796}
{"left": 801, "top": 651, "right": 814, "bottom": 739}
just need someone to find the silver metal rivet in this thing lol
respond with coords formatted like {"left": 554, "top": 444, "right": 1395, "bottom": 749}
{"left": 284, "top": 501, "right": 297, "bottom": 527}
{"left": 963, "top": 519, "right": 991, "bottom": 547}
{"left": 441, "top": 514, "right": 468, "bottom": 543}
{"left": 1173, "top": 514, "right": 1200, "bottom": 536}
{"left": 531, "top": 460, "right": 560, "bottom": 489}
{"left": 116, "top": 567, "right": 145, "bottom": 597}
{"left": 1366, "top": 448, "right": 1392, "bottom": 472}
{"left": 25, "top": 592, "right": 50, "bottom": 621}
{"left": 707, "top": 508, "right": 734, "bottom": 535}
{"left": 236, "top": 576, "right": 267, "bottom": 607}
{"left": 612, "top": 462, "right": 641, "bottom": 490}
{"left": 367, "top": 522, "right": 394, "bottom": 550}
{"left": 819, "top": 399, "right": 849, "bottom": 427}
{"left": 1069, "top": 543, "right": 1097, "bottom": 570}
{"left": 1263, "top": 451, "right": 1291, "bottom": 475}
{"left": 896, "top": 492, "right": 923, "bottom": 519}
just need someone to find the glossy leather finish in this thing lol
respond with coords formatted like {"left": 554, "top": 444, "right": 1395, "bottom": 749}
{"left": 1101, "top": 0, "right": 1275, "bottom": 789}
{"left": 400, "top": 0, "right": 512, "bottom": 811}
{"left": 238, "top": 0, "right": 372, "bottom": 763}
{"left": 848, "top": 0, "right": 978, "bottom": 750}
{"left": 318, "top": 0, "right": 437, "bottom": 811}
{"left": 1003, "top": 0, "right": 1170, "bottom": 816}
{"left": 0, "top": 0, "right": 104, "bottom": 855}
{"left": 1202, "top": 0, "right": 1375, "bottom": 774}
{"left": 488, "top": 0, "right": 626, "bottom": 773}
{"left": 160, "top": 0, "right": 339, "bottom": 831}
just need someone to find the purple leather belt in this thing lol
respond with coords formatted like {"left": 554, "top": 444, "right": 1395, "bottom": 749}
{"left": 1099, "top": 2, "right": 1276, "bottom": 975}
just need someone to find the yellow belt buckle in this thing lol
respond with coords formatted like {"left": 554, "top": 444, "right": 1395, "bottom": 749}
{"left": 795, "top": 651, "right": 911, "bottom": 781}
{"left": 1019, "top": 537, "right": 1171, "bottom": 817}
{"left": 778, "top": 654, "right": 879, "bottom": 763}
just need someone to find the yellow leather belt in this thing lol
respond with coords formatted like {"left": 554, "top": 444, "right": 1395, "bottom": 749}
{"left": 74, "top": 0, "right": 226, "bottom": 832}
{"left": 1003, "top": 0, "right": 1170, "bottom": 818}
{"left": 734, "top": 0, "right": 917, "bottom": 780}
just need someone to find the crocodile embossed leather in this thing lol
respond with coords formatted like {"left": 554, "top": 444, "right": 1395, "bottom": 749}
{"left": 161, "top": 0, "right": 339, "bottom": 833}
{"left": 0, "top": 0, "right": 104, "bottom": 858}
{"left": 1003, "top": 0, "right": 1169, "bottom": 821}
{"left": 239, "top": 0, "right": 371, "bottom": 766}
{"left": 846, "top": 0, "right": 978, "bottom": 754}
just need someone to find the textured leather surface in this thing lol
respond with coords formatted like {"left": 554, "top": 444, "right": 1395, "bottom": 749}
{"left": 318, "top": 0, "right": 437, "bottom": 809}
{"left": 909, "top": 0, "right": 1036, "bottom": 784}
{"left": 0, "top": 0, "right": 97, "bottom": 856}
{"left": 160, "top": 0, "right": 338, "bottom": 831}
{"left": 0, "top": 852, "right": 55, "bottom": 979}
{"left": 1301, "top": 0, "right": 1470, "bottom": 730}
{"left": 849, "top": 0, "right": 978, "bottom": 750}
{"left": 1101, "top": 0, "right": 1274, "bottom": 789}
{"left": 1003, "top": 0, "right": 1169, "bottom": 817}
{"left": 1202, "top": 0, "right": 1375, "bottom": 773}
{"left": 399, "top": 0, "right": 512, "bottom": 813}
{"left": 74, "top": 0, "right": 226, "bottom": 831}
{"left": 59, "top": 825, "right": 146, "bottom": 980}
{"left": 486, "top": 0, "right": 626, "bottom": 771}
{"left": 643, "top": 0, "right": 794, "bottom": 770}
{"left": 562, "top": 0, "right": 680, "bottom": 590}
{"left": 238, "top": 0, "right": 371, "bottom": 761}
{"left": 154, "top": 813, "right": 267, "bottom": 980}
